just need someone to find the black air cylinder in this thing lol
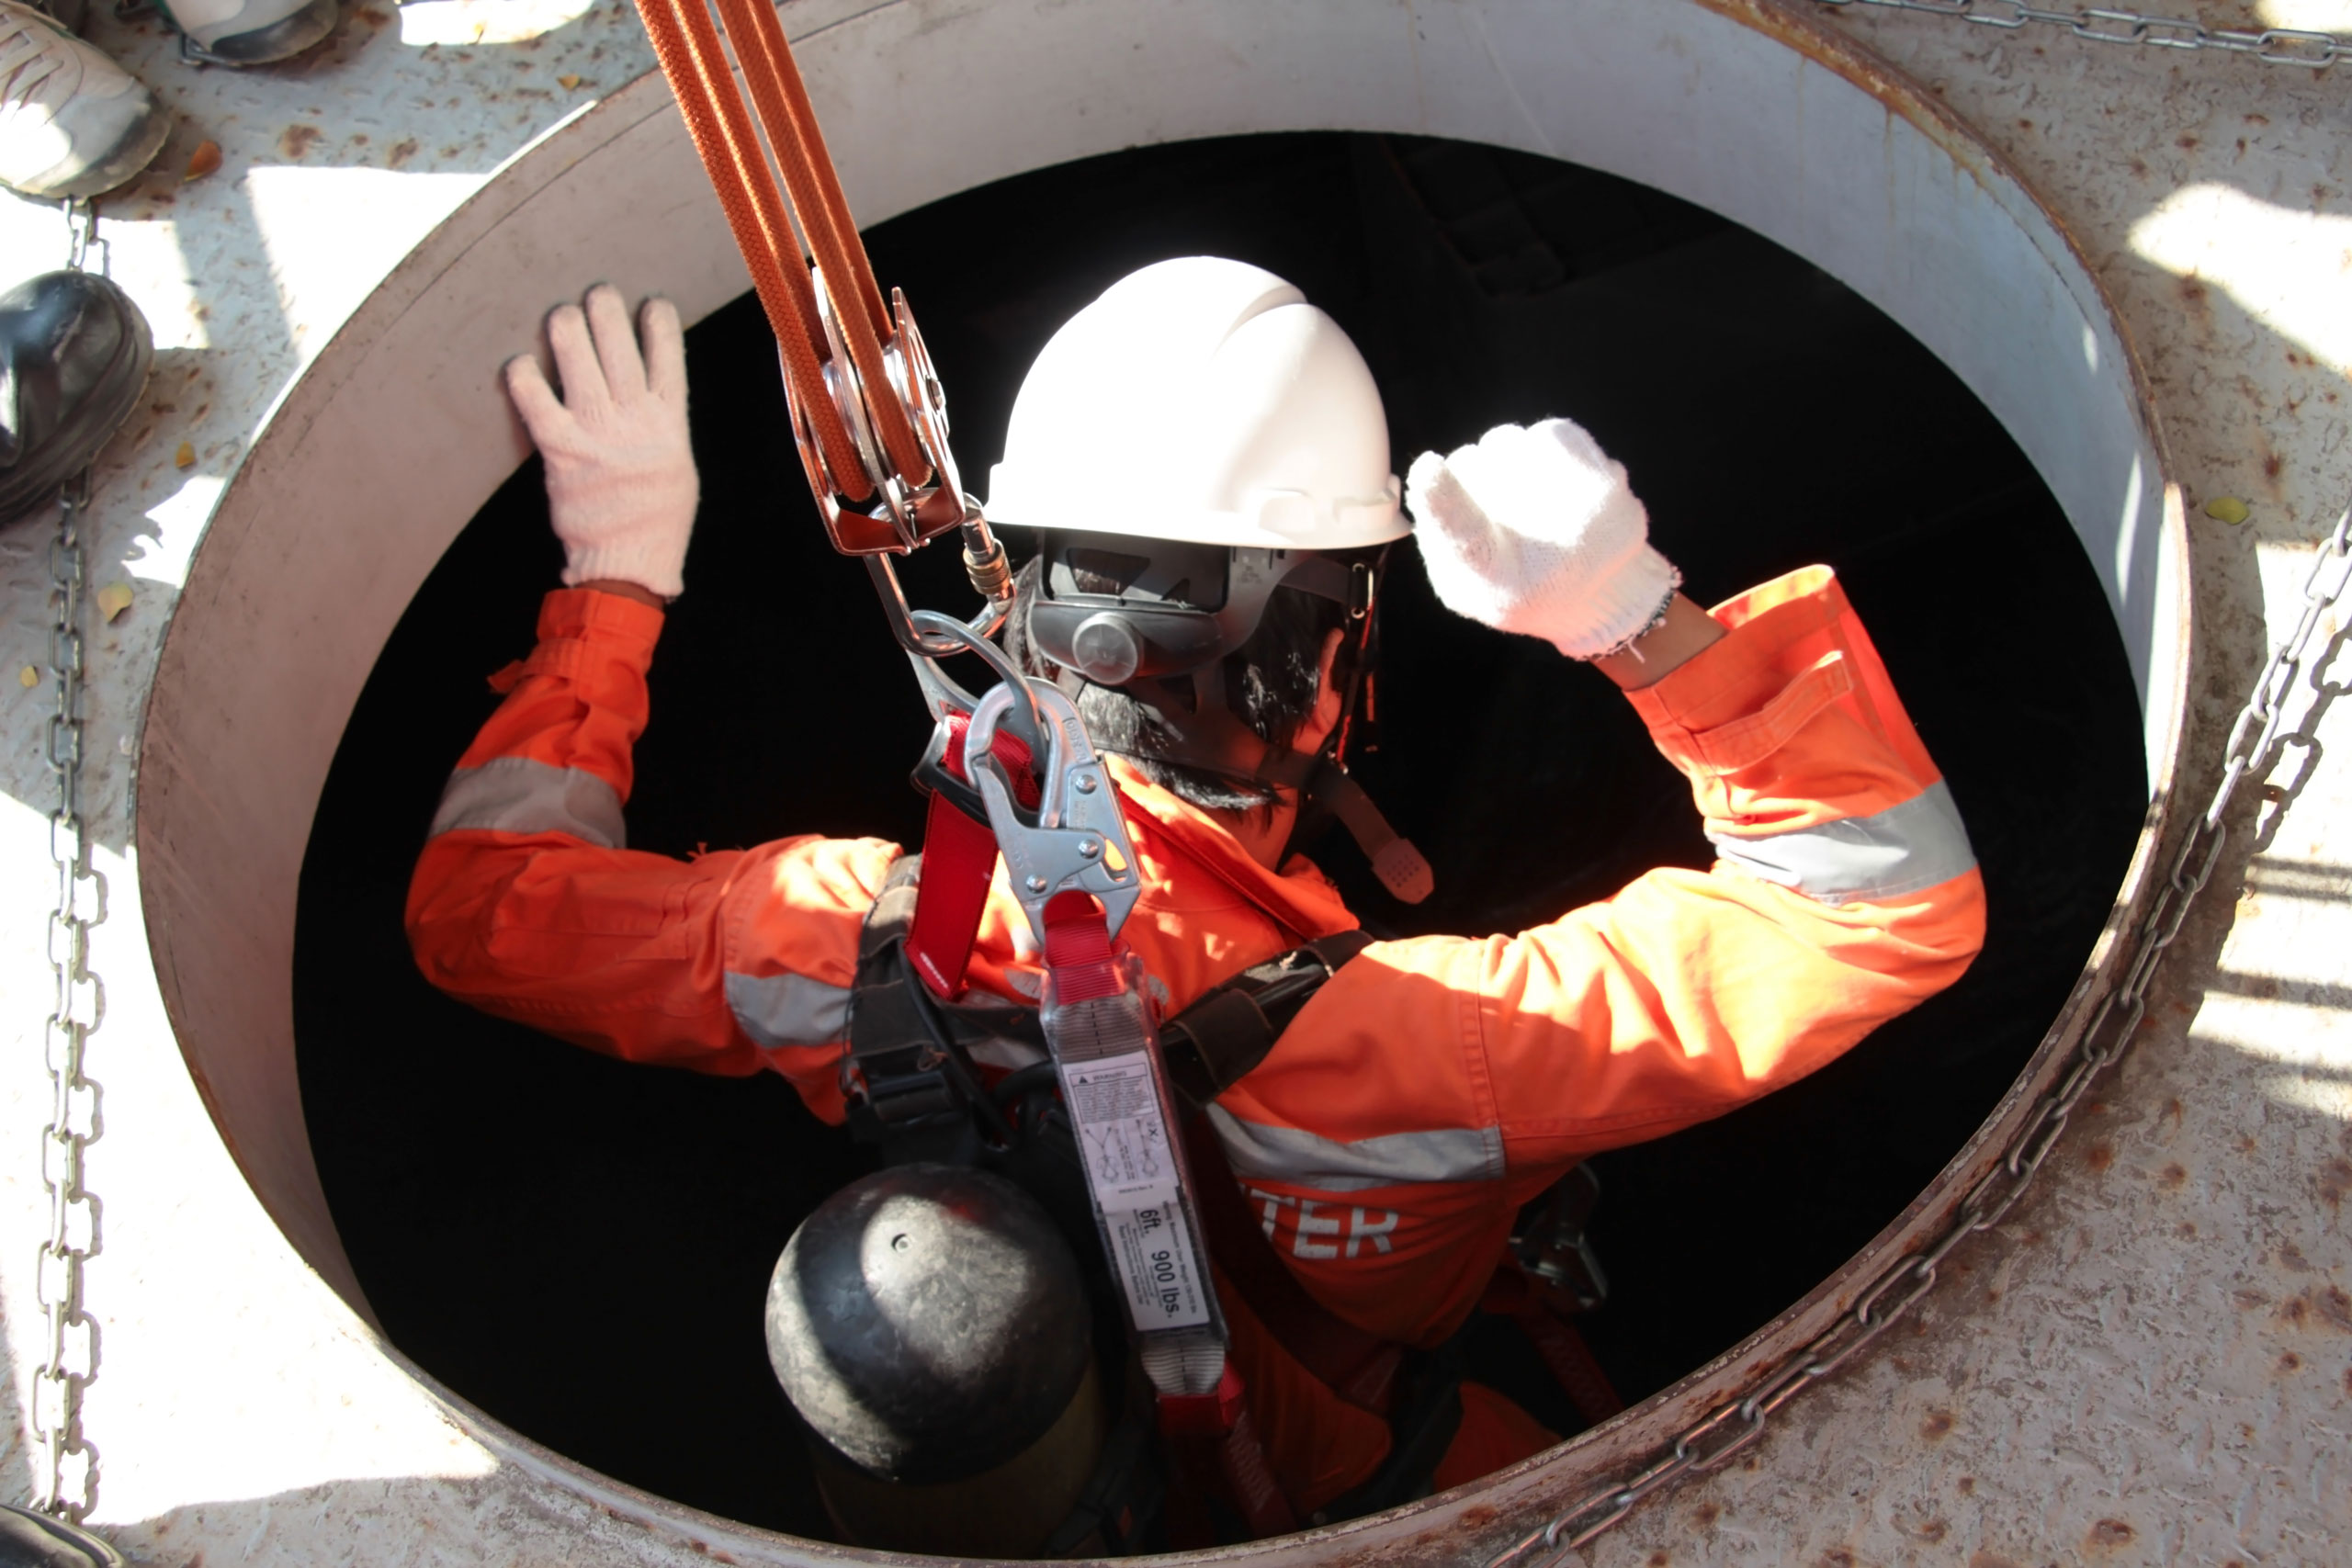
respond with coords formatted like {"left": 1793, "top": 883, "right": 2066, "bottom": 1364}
{"left": 764, "top": 1163, "right": 1102, "bottom": 1553}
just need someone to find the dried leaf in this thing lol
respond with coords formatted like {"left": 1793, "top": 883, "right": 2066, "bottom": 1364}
{"left": 18, "top": 665, "right": 39, "bottom": 689}
{"left": 2204, "top": 495, "right": 2250, "bottom": 525}
{"left": 557, "top": 73, "right": 582, "bottom": 89}
{"left": 184, "top": 140, "right": 223, "bottom": 181}
{"left": 175, "top": 441, "right": 196, "bottom": 468}
{"left": 96, "top": 582, "right": 134, "bottom": 623}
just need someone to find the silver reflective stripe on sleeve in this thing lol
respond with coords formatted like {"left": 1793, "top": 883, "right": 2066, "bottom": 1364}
{"left": 1205, "top": 1106, "right": 1504, "bottom": 1193}
{"left": 1708, "top": 778, "right": 1976, "bottom": 904}
{"left": 428, "top": 757, "right": 628, "bottom": 850}
{"left": 726, "top": 970, "right": 853, "bottom": 1049}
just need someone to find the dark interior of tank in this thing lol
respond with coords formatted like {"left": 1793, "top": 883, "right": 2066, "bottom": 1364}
{"left": 294, "top": 131, "right": 2148, "bottom": 1543}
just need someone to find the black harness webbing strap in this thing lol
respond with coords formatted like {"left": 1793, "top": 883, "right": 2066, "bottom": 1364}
{"left": 1159, "top": 930, "right": 1374, "bottom": 1114}
{"left": 842, "top": 854, "right": 1044, "bottom": 1159}
{"left": 842, "top": 857, "right": 955, "bottom": 1129}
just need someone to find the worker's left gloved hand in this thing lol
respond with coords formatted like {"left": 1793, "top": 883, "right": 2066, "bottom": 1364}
{"left": 1406, "top": 418, "right": 1679, "bottom": 660}
{"left": 505, "top": 285, "right": 698, "bottom": 600}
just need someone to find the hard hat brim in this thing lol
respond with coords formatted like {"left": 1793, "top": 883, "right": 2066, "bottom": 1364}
{"left": 985, "top": 473, "right": 1412, "bottom": 552}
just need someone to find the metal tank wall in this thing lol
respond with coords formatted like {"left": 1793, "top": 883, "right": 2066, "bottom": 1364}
{"left": 0, "top": 0, "right": 2336, "bottom": 1563}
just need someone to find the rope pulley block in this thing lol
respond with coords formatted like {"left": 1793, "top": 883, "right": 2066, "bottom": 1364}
{"left": 626, "top": 0, "right": 1012, "bottom": 619}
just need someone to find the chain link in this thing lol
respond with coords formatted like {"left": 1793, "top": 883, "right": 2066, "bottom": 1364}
{"left": 1487, "top": 503, "right": 2352, "bottom": 1568}
{"left": 1815, "top": 0, "right": 2344, "bottom": 67}
{"left": 62, "top": 198, "right": 95, "bottom": 273}
{"left": 30, "top": 199, "right": 107, "bottom": 1527}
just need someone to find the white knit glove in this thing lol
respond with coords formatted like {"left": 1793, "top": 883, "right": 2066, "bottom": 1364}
{"left": 504, "top": 285, "right": 698, "bottom": 599}
{"left": 1405, "top": 419, "right": 1680, "bottom": 660}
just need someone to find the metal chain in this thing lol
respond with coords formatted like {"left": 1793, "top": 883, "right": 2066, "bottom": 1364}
{"left": 1815, "top": 0, "right": 2344, "bottom": 67}
{"left": 1489, "top": 502, "right": 2352, "bottom": 1568}
{"left": 62, "top": 198, "right": 96, "bottom": 274}
{"left": 30, "top": 197, "right": 107, "bottom": 1526}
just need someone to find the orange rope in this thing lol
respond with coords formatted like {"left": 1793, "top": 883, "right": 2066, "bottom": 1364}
{"left": 729, "top": 0, "right": 888, "bottom": 343}
{"left": 632, "top": 0, "right": 870, "bottom": 500}
{"left": 709, "top": 0, "right": 927, "bottom": 486}
{"left": 631, "top": 0, "right": 932, "bottom": 500}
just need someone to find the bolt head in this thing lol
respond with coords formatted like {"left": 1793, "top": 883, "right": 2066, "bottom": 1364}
{"left": 1024, "top": 874, "right": 1049, "bottom": 893}
{"left": 1079, "top": 840, "right": 1101, "bottom": 859}
{"left": 1074, "top": 773, "right": 1097, "bottom": 794}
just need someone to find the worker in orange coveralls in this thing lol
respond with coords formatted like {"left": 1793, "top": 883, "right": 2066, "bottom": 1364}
{"left": 408, "top": 262, "right": 1985, "bottom": 1540}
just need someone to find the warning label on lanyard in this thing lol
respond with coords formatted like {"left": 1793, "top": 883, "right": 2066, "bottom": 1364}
{"left": 1065, "top": 1052, "right": 1181, "bottom": 1205}
{"left": 1103, "top": 1201, "right": 1211, "bottom": 1330}
{"left": 1063, "top": 1052, "right": 1211, "bottom": 1329}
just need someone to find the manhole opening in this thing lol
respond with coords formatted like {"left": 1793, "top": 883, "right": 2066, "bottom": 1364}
{"left": 293, "top": 131, "right": 2143, "bottom": 1543}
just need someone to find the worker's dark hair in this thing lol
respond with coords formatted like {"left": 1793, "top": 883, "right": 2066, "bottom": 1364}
{"left": 1003, "top": 551, "right": 1362, "bottom": 814}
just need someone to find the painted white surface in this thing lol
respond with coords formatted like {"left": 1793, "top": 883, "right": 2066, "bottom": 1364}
{"left": 0, "top": 0, "right": 2340, "bottom": 1563}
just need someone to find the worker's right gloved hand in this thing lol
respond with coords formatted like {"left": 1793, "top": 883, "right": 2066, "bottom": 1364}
{"left": 505, "top": 285, "right": 698, "bottom": 601}
{"left": 1405, "top": 418, "right": 1680, "bottom": 660}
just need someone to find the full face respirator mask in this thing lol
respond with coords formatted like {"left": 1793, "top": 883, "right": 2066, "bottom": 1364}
{"left": 1023, "top": 530, "right": 1432, "bottom": 905}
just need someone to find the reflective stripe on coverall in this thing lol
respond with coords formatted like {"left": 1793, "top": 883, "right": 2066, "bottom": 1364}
{"left": 406, "top": 565, "right": 1986, "bottom": 1517}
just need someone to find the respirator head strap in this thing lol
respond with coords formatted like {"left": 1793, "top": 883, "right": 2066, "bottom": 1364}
{"left": 1101, "top": 667, "right": 1432, "bottom": 904}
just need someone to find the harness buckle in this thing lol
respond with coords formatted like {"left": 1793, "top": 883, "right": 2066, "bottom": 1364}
{"left": 1510, "top": 1163, "right": 1611, "bottom": 1314}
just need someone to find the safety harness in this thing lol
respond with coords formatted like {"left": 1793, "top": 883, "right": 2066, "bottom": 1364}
{"left": 844, "top": 696, "right": 1621, "bottom": 1543}
{"left": 843, "top": 824, "right": 1623, "bottom": 1546}
{"left": 845, "top": 847, "right": 1405, "bottom": 1544}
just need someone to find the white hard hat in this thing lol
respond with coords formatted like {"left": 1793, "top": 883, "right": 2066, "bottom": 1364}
{"left": 985, "top": 257, "right": 1409, "bottom": 549}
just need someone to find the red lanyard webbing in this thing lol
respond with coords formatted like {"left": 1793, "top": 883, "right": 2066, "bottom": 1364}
{"left": 912, "top": 689, "right": 1298, "bottom": 1540}
{"left": 904, "top": 712, "right": 1035, "bottom": 998}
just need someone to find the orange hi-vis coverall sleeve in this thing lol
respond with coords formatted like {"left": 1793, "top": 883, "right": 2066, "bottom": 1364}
{"left": 1215, "top": 566, "right": 1984, "bottom": 1354}
{"left": 405, "top": 588, "right": 901, "bottom": 1110}
{"left": 406, "top": 566, "right": 1984, "bottom": 1511}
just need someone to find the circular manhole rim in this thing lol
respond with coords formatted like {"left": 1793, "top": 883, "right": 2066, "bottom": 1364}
{"left": 136, "top": 1, "right": 2190, "bottom": 1562}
